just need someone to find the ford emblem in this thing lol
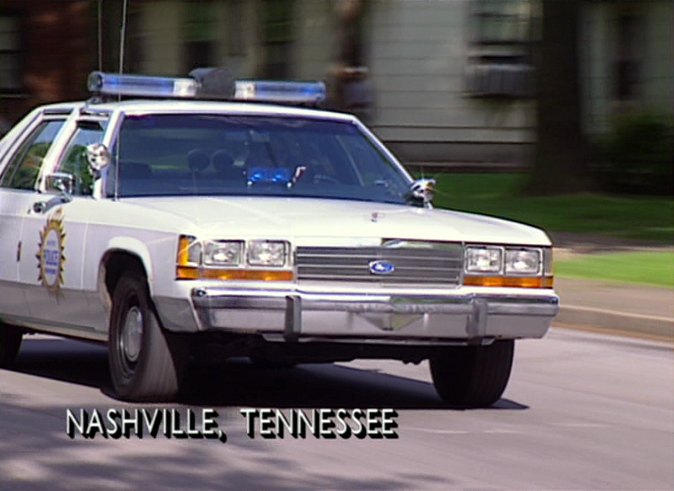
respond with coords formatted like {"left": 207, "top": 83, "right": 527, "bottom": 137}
{"left": 369, "top": 260, "right": 395, "bottom": 275}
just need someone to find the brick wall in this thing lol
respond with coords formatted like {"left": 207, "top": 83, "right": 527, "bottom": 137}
{"left": 1, "top": 1, "right": 94, "bottom": 127}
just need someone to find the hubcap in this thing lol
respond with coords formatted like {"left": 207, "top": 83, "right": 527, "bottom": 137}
{"left": 121, "top": 306, "right": 143, "bottom": 363}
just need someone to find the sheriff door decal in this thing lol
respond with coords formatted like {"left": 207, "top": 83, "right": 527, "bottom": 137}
{"left": 37, "top": 209, "right": 66, "bottom": 293}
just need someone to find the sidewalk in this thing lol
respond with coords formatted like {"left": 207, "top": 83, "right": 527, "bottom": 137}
{"left": 547, "top": 233, "right": 674, "bottom": 341}
{"left": 554, "top": 277, "right": 674, "bottom": 341}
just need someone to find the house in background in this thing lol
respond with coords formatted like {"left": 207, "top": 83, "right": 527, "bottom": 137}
{"left": 0, "top": 1, "right": 94, "bottom": 129}
{"left": 1, "top": 0, "right": 672, "bottom": 168}
{"left": 579, "top": 0, "right": 674, "bottom": 136}
{"left": 89, "top": 0, "right": 536, "bottom": 168}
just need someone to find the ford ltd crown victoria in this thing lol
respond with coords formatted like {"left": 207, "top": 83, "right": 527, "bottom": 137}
{"left": 0, "top": 72, "right": 559, "bottom": 407}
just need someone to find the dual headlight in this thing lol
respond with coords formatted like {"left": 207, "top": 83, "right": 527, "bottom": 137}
{"left": 202, "top": 240, "right": 288, "bottom": 267}
{"left": 464, "top": 245, "right": 553, "bottom": 288}
{"left": 465, "top": 246, "right": 547, "bottom": 275}
{"left": 182, "top": 238, "right": 290, "bottom": 268}
{"left": 177, "top": 236, "right": 292, "bottom": 281}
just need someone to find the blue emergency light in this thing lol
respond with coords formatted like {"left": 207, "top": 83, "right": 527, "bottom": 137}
{"left": 88, "top": 72, "right": 198, "bottom": 99}
{"left": 87, "top": 70, "right": 326, "bottom": 106}
{"left": 234, "top": 80, "right": 326, "bottom": 105}
{"left": 247, "top": 167, "right": 293, "bottom": 186}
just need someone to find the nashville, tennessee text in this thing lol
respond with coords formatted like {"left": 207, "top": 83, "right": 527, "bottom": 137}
{"left": 65, "top": 408, "right": 227, "bottom": 443}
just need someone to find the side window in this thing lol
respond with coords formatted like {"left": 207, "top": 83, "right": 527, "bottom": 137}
{"left": 0, "top": 119, "right": 65, "bottom": 190}
{"left": 56, "top": 121, "right": 106, "bottom": 196}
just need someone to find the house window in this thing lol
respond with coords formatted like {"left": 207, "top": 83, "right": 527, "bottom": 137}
{"left": 0, "top": 15, "right": 22, "bottom": 92}
{"left": 227, "top": 0, "right": 245, "bottom": 57}
{"left": 183, "top": 1, "right": 217, "bottom": 71}
{"left": 125, "top": 4, "right": 144, "bottom": 73}
{"left": 466, "top": 0, "right": 536, "bottom": 99}
{"left": 474, "top": 0, "right": 532, "bottom": 51}
{"left": 614, "top": 13, "right": 640, "bottom": 102}
{"left": 262, "top": 0, "right": 294, "bottom": 79}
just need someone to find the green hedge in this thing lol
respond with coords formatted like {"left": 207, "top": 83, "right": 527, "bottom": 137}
{"left": 592, "top": 112, "right": 673, "bottom": 196}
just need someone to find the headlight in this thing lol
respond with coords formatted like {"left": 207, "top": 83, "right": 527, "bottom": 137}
{"left": 505, "top": 249, "right": 541, "bottom": 275}
{"left": 177, "top": 236, "right": 293, "bottom": 281}
{"left": 203, "top": 240, "right": 243, "bottom": 266}
{"left": 465, "top": 246, "right": 502, "bottom": 274}
{"left": 463, "top": 244, "right": 552, "bottom": 289}
{"left": 247, "top": 240, "right": 289, "bottom": 267}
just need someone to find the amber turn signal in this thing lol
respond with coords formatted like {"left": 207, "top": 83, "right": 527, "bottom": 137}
{"left": 176, "top": 266, "right": 293, "bottom": 282}
{"left": 464, "top": 275, "right": 554, "bottom": 288}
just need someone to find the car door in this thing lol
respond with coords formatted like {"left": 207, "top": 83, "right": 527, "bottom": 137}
{"left": 0, "top": 115, "right": 68, "bottom": 322}
{"left": 19, "top": 118, "right": 107, "bottom": 337}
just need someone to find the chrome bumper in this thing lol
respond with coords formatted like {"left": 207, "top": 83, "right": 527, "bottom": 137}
{"left": 187, "top": 286, "right": 560, "bottom": 343}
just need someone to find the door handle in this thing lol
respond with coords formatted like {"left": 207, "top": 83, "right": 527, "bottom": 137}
{"left": 32, "top": 195, "right": 69, "bottom": 215}
{"left": 32, "top": 201, "right": 47, "bottom": 214}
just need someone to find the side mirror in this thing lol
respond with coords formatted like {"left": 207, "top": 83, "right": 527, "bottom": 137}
{"left": 408, "top": 178, "right": 436, "bottom": 207}
{"left": 45, "top": 172, "right": 76, "bottom": 196}
{"left": 34, "top": 172, "right": 75, "bottom": 213}
{"left": 86, "top": 142, "right": 111, "bottom": 172}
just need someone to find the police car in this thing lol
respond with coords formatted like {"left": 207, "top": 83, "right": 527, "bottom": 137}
{"left": 0, "top": 71, "right": 559, "bottom": 406}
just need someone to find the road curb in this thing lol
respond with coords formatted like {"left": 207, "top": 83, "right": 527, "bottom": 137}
{"left": 557, "top": 305, "right": 674, "bottom": 340}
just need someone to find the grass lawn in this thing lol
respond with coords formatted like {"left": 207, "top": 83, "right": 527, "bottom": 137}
{"left": 427, "top": 173, "right": 674, "bottom": 243}
{"left": 555, "top": 251, "right": 674, "bottom": 288}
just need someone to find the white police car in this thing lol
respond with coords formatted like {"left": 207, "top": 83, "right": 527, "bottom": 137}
{"left": 0, "top": 71, "right": 559, "bottom": 406}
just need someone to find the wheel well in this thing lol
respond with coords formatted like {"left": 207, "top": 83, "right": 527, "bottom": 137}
{"left": 101, "top": 251, "right": 148, "bottom": 302}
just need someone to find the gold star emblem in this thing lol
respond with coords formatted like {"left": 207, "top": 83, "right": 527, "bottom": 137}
{"left": 36, "top": 210, "right": 66, "bottom": 294}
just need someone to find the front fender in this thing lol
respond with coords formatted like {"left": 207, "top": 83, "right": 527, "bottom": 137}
{"left": 103, "top": 237, "right": 154, "bottom": 295}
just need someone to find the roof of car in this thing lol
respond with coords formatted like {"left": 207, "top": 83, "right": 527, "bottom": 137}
{"left": 42, "top": 99, "right": 357, "bottom": 122}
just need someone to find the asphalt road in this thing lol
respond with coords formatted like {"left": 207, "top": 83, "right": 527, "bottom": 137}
{"left": 1, "top": 328, "right": 673, "bottom": 490}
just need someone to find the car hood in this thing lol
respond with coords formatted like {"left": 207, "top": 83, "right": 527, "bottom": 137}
{"left": 125, "top": 196, "right": 550, "bottom": 246}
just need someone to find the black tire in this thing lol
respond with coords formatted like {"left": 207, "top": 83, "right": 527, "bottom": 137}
{"left": 108, "top": 273, "right": 188, "bottom": 401}
{"left": 430, "top": 340, "right": 515, "bottom": 408}
{"left": 0, "top": 322, "right": 23, "bottom": 368}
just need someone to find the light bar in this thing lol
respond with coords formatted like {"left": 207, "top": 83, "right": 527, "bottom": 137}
{"left": 87, "top": 71, "right": 326, "bottom": 105}
{"left": 234, "top": 80, "right": 326, "bottom": 104}
{"left": 88, "top": 71, "right": 198, "bottom": 99}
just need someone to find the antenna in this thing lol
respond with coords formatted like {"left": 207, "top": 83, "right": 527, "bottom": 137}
{"left": 97, "top": 0, "right": 102, "bottom": 71}
{"left": 114, "top": 126, "right": 121, "bottom": 201}
{"left": 113, "top": 0, "right": 129, "bottom": 194}
{"left": 118, "top": 0, "right": 129, "bottom": 84}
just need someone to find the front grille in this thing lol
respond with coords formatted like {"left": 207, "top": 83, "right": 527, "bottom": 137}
{"left": 296, "top": 244, "right": 463, "bottom": 286}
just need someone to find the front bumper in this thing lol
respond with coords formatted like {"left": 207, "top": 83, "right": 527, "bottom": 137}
{"left": 180, "top": 285, "right": 559, "bottom": 344}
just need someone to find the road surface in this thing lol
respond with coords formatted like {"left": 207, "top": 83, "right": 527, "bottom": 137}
{"left": 1, "top": 327, "right": 673, "bottom": 490}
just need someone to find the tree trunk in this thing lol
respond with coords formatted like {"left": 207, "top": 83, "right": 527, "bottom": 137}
{"left": 526, "top": 0, "right": 590, "bottom": 194}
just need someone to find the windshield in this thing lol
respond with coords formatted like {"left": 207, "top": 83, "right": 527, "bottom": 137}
{"left": 111, "top": 114, "right": 411, "bottom": 204}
